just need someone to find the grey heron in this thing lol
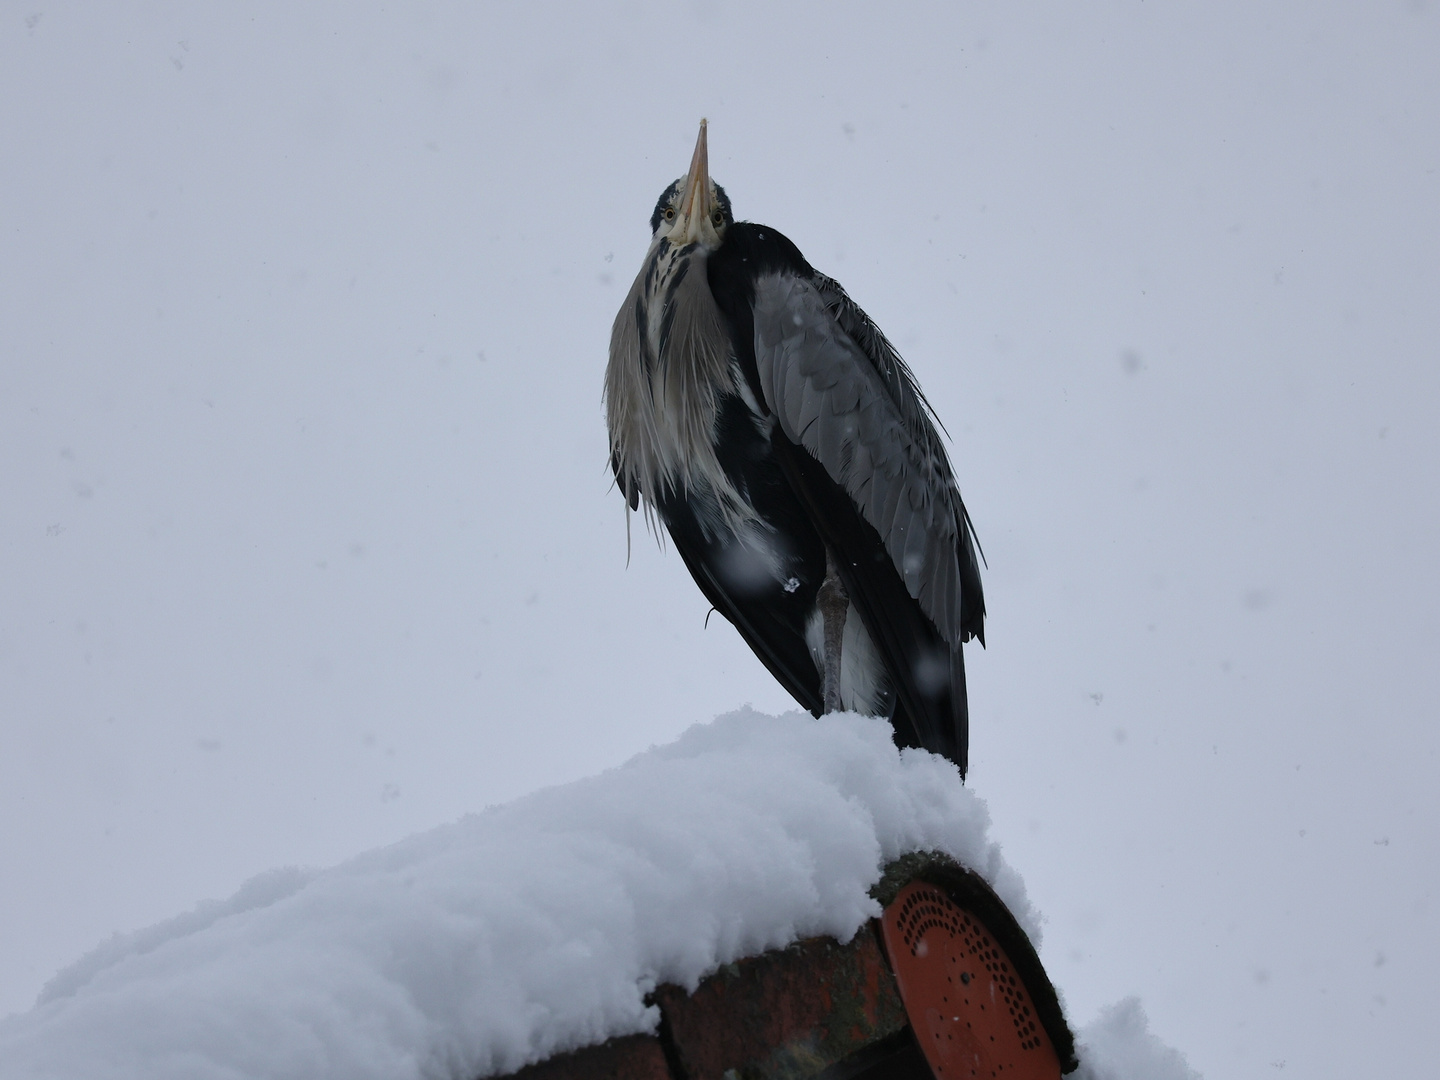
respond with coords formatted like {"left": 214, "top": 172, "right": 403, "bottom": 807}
{"left": 606, "top": 121, "right": 985, "bottom": 774}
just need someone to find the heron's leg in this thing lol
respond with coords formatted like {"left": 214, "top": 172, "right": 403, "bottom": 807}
{"left": 817, "top": 548, "right": 848, "bottom": 714}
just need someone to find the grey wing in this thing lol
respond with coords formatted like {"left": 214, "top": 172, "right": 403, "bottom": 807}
{"left": 751, "top": 272, "right": 984, "bottom": 646}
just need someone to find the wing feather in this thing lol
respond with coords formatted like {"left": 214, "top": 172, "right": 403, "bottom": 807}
{"left": 752, "top": 273, "right": 981, "bottom": 646}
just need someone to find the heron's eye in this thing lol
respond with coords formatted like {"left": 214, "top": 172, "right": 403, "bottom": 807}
{"left": 664, "top": 207, "right": 676, "bottom": 221}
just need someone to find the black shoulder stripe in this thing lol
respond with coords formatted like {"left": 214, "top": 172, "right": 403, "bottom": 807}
{"left": 708, "top": 222, "right": 816, "bottom": 417}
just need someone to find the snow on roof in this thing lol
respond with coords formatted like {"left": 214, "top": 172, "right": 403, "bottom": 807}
{"left": 1072, "top": 998, "right": 1202, "bottom": 1080}
{"left": 0, "top": 709, "right": 1192, "bottom": 1080}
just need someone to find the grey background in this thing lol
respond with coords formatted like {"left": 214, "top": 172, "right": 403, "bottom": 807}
{"left": 2, "top": 3, "right": 1436, "bottom": 1077}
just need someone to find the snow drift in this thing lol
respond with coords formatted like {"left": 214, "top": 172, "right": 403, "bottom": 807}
{"left": 0, "top": 709, "right": 1194, "bottom": 1079}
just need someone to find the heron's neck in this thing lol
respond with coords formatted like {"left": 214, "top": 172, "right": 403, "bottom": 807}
{"left": 606, "top": 239, "right": 753, "bottom": 536}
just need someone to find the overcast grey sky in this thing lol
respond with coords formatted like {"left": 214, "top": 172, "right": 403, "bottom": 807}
{"left": 2, "top": 3, "right": 1436, "bottom": 1077}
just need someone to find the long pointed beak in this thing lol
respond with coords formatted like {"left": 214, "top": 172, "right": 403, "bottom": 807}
{"left": 675, "top": 119, "right": 714, "bottom": 245}
{"left": 680, "top": 120, "right": 711, "bottom": 219}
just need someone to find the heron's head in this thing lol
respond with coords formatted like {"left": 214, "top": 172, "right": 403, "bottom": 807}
{"left": 650, "top": 119, "right": 733, "bottom": 248}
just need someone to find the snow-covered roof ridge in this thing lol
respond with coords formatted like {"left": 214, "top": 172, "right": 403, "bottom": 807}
{"left": 0, "top": 709, "right": 1022, "bottom": 1080}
